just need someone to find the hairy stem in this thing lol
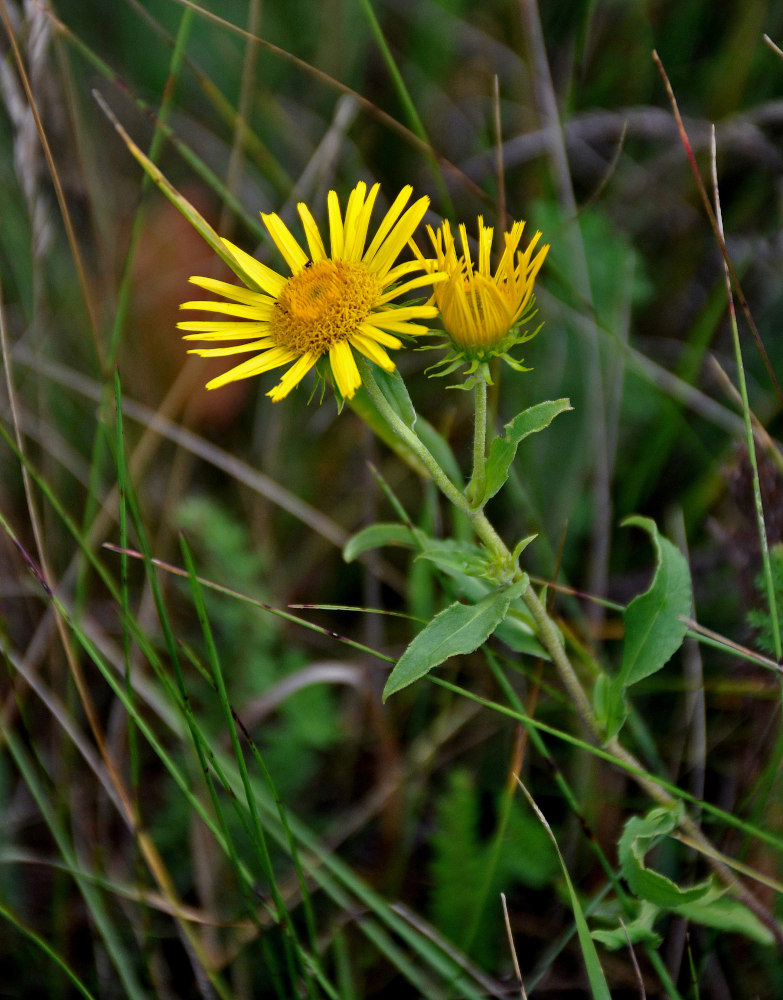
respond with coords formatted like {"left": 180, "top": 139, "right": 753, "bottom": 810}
{"left": 468, "top": 373, "right": 488, "bottom": 506}
{"left": 357, "top": 359, "right": 783, "bottom": 943}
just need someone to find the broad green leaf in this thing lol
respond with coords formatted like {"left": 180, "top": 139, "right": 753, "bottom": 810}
{"left": 619, "top": 516, "right": 692, "bottom": 688}
{"left": 372, "top": 366, "right": 417, "bottom": 429}
{"left": 591, "top": 900, "right": 661, "bottom": 950}
{"left": 350, "top": 389, "right": 431, "bottom": 477}
{"left": 482, "top": 399, "right": 572, "bottom": 503}
{"left": 672, "top": 887, "right": 774, "bottom": 946}
{"left": 614, "top": 812, "right": 774, "bottom": 946}
{"left": 619, "top": 805, "right": 713, "bottom": 909}
{"left": 350, "top": 392, "right": 459, "bottom": 485}
{"left": 343, "top": 523, "right": 422, "bottom": 563}
{"left": 383, "top": 578, "right": 527, "bottom": 699}
{"left": 416, "top": 417, "right": 464, "bottom": 487}
{"left": 418, "top": 563, "right": 548, "bottom": 658}
{"left": 494, "top": 611, "right": 547, "bottom": 659}
{"left": 415, "top": 539, "right": 492, "bottom": 579}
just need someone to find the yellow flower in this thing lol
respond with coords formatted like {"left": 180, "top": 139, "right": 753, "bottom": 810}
{"left": 423, "top": 216, "right": 549, "bottom": 374}
{"left": 178, "top": 182, "right": 441, "bottom": 401}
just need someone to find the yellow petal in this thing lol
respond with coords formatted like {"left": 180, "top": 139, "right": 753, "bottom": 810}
{"left": 179, "top": 300, "right": 270, "bottom": 320}
{"left": 260, "top": 214, "right": 309, "bottom": 273}
{"left": 363, "top": 186, "right": 413, "bottom": 264}
{"left": 327, "top": 189, "right": 345, "bottom": 258}
{"left": 349, "top": 333, "right": 395, "bottom": 371}
{"left": 267, "top": 352, "right": 318, "bottom": 400}
{"left": 220, "top": 238, "right": 287, "bottom": 295}
{"left": 205, "top": 346, "right": 296, "bottom": 389}
{"left": 297, "top": 203, "right": 327, "bottom": 262}
{"left": 328, "top": 340, "right": 361, "bottom": 398}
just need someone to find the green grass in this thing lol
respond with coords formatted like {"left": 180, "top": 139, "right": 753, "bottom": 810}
{"left": 2, "top": 0, "right": 783, "bottom": 996}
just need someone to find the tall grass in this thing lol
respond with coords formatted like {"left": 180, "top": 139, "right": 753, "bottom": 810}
{"left": 2, "top": 0, "right": 783, "bottom": 996}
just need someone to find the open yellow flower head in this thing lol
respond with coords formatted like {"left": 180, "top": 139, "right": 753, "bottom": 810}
{"left": 178, "top": 182, "right": 441, "bottom": 401}
{"left": 423, "top": 215, "right": 549, "bottom": 375}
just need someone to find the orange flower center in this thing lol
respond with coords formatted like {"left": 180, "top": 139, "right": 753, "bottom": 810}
{"left": 270, "top": 260, "right": 381, "bottom": 355}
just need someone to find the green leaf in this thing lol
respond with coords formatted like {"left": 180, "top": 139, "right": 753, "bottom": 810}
{"left": 343, "top": 523, "right": 422, "bottom": 563}
{"left": 592, "top": 673, "right": 628, "bottom": 739}
{"left": 672, "top": 887, "right": 774, "bottom": 946}
{"left": 372, "top": 366, "right": 417, "bottom": 429}
{"left": 416, "top": 417, "right": 464, "bottom": 488}
{"left": 415, "top": 539, "right": 493, "bottom": 578}
{"left": 619, "top": 516, "right": 692, "bottom": 688}
{"left": 482, "top": 399, "right": 572, "bottom": 503}
{"left": 614, "top": 809, "right": 775, "bottom": 946}
{"left": 619, "top": 805, "right": 713, "bottom": 909}
{"left": 494, "top": 609, "right": 547, "bottom": 658}
{"left": 591, "top": 900, "right": 661, "bottom": 950}
{"left": 383, "top": 578, "right": 527, "bottom": 699}
{"left": 511, "top": 534, "right": 538, "bottom": 563}
{"left": 598, "top": 517, "right": 692, "bottom": 741}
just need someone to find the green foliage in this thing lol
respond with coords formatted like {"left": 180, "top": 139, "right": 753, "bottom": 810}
{"left": 595, "top": 516, "right": 693, "bottom": 739}
{"left": 176, "top": 495, "right": 342, "bottom": 794}
{"left": 383, "top": 577, "right": 528, "bottom": 699}
{"left": 593, "top": 805, "right": 774, "bottom": 949}
{"left": 618, "top": 804, "right": 713, "bottom": 907}
{"left": 481, "top": 398, "right": 573, "bottom": 504}
{"left": 428, "top": 769, "right": 559, "bottom": 965}
{"left": 748, "top": 543, "right": 783, "bottom": 654}
{"left": 3, "top": 0, "right": 783, "bottom": 995}
{"left": 518, "top": 781, "right": 612, "bottom": 1000}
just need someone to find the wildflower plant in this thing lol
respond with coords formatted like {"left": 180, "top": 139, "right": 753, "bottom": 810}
{"left": 161, "top": 167, "right": 775, "bottom": 959}
{"left": 74, "top": 99, "right": 783, "bottom": 990}
{"left": 4, "top": 4, "right": 783, "bottom": 995}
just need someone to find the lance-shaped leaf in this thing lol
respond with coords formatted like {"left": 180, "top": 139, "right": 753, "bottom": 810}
{"left": 598, "top": 516, "right": 693, "bottom": 740}
{"left": 343, "top": 523, "right": 423, "bottom": 563}
{"left": 482, "top": 399, "right": 572, "bottom": 503}
{"left": 619, "top": 515, "right": 692, "bottom": 687}
{"left": 415, "top": 539, "right": 493, "bottom": 579}
{"left": 591, "top": 900, "right": 661, "bottom": 950}
{"left": 383, "top": 577, "right": 527, "bottom": 699}
{"left": 372, "top": 366, "right": 417, "bottom": 429}
{"left": 672, "top": 887, "right": 774, "bottom": 946}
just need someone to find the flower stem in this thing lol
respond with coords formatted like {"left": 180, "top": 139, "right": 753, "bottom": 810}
{"left": 357, "top": 359, "right": 510, "bottom": 571}
{"left": 467, "top": 373, "right": 488, "bottom": 507}
{"left": 355, "top": 358, "right": 783, "bottom": 941}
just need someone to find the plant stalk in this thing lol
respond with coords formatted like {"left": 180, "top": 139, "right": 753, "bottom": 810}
{"left": 468, "top": 372, "right": 488, "bottom": 506}
{"left": 357, "top": 358, "right": 783, "bottom": 944}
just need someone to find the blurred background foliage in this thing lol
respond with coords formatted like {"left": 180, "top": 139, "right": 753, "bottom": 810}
{"left": 3, "top": 0, "right": 783, "bottom": 996}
